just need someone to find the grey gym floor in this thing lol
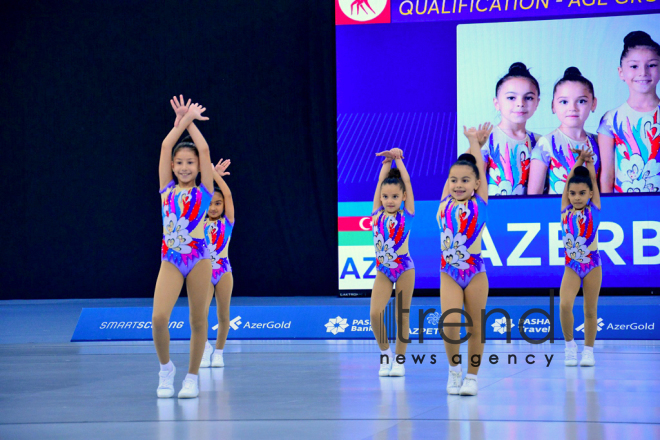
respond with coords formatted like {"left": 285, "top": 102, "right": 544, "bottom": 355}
{"left": 1, "top": 299, "right": 659, "bottom": 440}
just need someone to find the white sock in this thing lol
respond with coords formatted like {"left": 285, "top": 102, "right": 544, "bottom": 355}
{"left": 205, "top": 341, "right": 213, "bottom": 350}
{"left": 185, "top": 373, "right": 198, "bottom": 382}
{"left": 466, "top": 373, "right": 478, "bottom": 381}
{"left": 216, "top": 349, "right": 224, "bottom": 355}
{"left": 566, "top": 340, "right": 577, "bottom": 349}
{"left": 380, "top": 348, "right": 392, "bottom": 364}
{"left": 160, "top": 361, "right": 174, "bottom": 372}
{"left": 449, "top": 363, "right": 461, "bottom": 373}
{"left": 583, "top": 346, "right": 593, "bottom": 354}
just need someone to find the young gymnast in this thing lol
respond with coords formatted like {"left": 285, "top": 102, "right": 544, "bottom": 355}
{"left": 598, "top": 31, "right": 660, "bottom": 193}
{"left": 200, "top": 158, "right": 235, "bottom": 369}
{"left": 529, "top": 67, "right": 600, "bottom": 195}
{"left": 154, "top": 95, "right": 214, "bottom": 399}
{"left": 370, "top": 148, "right": 415, "bottom": 377}
{"left": 559, "top": 148, "right": 601, "bottom": 367}
{"left": 482, "top": 62, "right": 541, "bottom": 195}
{"left": 438, "top": 123, "right": 492, "bottom": 396}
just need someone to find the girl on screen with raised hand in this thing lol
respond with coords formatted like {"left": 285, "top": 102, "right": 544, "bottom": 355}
{"left": 438, "top": 123, "right": 492, "bottom": 396}
{"left": 369, "top": 148, "right": 415, "bottom": 378}
{"left": 481, "top": 62, "right": 541, "bottom": 196}
{"left": 598, "top": 31, "right": 660, "bottom": 193}
{"left": 529, "top": 67, "right": 600, "bottom": 195}
{"left": 559, "top": 147, "right": 601, "bottom": 368}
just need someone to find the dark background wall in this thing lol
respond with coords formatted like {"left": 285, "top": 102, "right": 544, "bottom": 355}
{"left": 1, "top": 1, "right": 337, "bottom": 299}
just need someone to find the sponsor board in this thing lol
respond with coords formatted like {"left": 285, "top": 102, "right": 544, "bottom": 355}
{"left": 72, "top": 302, "right": 659, "bottom": 341}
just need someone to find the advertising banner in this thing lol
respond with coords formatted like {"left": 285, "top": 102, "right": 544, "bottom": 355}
{"left": 71, "top": 299, "right": 659, "bottom": 341}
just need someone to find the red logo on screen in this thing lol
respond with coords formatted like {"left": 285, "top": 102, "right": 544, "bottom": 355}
{"left": 335, "top": 0, "right": 390, "bottom": 25}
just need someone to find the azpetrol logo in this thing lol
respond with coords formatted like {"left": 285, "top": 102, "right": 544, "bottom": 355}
{"left": 426, "top": 312, "right": 440, "bottom": 326}
{"left": 401, "top": 289, "right": 557, "bottom": 345}
{"left": 335, "top": 0, "right": 390, "bottom": 25}
{"left": 575, "top": 318, "right": 604, "bottom": 333}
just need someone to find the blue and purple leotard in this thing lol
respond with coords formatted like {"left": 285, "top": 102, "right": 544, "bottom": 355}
{"left": 204, "top": 217, "right": 234, "bottom": 285}
{"left": 372, "top": 206, "right": 414, "bottom": 283}
{"left": 562, "top": 200, "right": 601, "bottom": 280}
{"left": 437, "top": 194, "right": 488, "bottom": 289}
{"left": 160, "top": 180, "right": 212, "bottom": 277}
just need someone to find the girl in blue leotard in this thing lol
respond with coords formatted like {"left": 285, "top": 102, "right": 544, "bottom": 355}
{"left": 560, "top": 147, "right": 601, "bottom": 368}
{"left": 369, "top": 148, "right": 415, "bottom": 378}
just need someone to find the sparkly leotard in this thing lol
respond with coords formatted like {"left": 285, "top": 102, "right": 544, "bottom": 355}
{"left": 204, "top": 216, "right": 233, "bottom": 285}
{"left": 372, "top": 206, "right": 414, "bottom": 283}
{"left": 437, "top": 194, "right": 488, "bottom": 289}
{"left": 160, "top": 180, "right": 212, "bottom": 277}
{"left": 562, "top": 200, "right": 601, "bottom": 280}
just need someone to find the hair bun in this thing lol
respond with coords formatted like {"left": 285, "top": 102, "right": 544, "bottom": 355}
{"left": 509, "top": 62, "right": 528, "bottom": 74}
{"left": 457, "top": 153, "right": 477, "bottom": 165}
{"left": 563, "top": 66, "right": 582, "bottom": 78}
{"left": 387, "top": 168, "right": 402, "bottom": 179}
{"left": 496, "top": 61, "right": 540, "bottom": 96}
{"left": 624, "top": 31, "right": 653, "bottom": 47}
{"left": 573, "top": 166, "right": 590, "bottom": 178}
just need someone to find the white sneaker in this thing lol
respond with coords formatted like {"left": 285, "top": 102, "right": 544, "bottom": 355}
{"left": 564, "top": 346, "right": 578, "bottom": 367}
{"left": 459, "top": 377, "right": 478, "bottom": 396}
{"left": 200, "top": 343, "right": 213, "bottom": 368}
{"left": 389, "top": 362, "right": 405, "bottom": 377}
{"left": 211, "top": 353, "right": 225, "bottom": 368}
{"left": 447, "top": 370, "right": 462, "bottom": 395}
{"left": 379, "top": 356, "right": 392, "bottom": 377}
{"left": 157, "top": 366, "right": 176, "bottom": 398}
{"left": 177, "top": 378, "right": 199, "bottom": 399}
{"left": 580, "top": 350, "right": 595, "bottom": 367}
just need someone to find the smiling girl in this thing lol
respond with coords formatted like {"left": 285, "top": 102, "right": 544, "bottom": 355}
{"left": 369, "top": 148, "right": 415, "bottom": 378}
{"left": 482, "top": 62, "right": 541, "bottom": 195}
{"left": 529, "top": 67, "right": 600, "bottom": 195}
{"left": 598, "top": 31, "right": 660, "bottom": 193}
{"left": 200, "top": 159, "right": 235, "bottom": 369}
{"left": 154, "top": 95, "right": 214, "bottom": 399}
{"left": 438, "top": 123, "right": 492, "bottom": 396}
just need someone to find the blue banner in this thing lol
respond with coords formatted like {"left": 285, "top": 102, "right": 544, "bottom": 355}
{"left": 71, "top": 298, "right": 659, "bottom": 341}
{"left": 339, "top": 194, "right": 660, "bottom": 289}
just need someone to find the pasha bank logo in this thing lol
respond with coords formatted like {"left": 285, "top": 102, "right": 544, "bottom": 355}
{"left": 335, "top": 0, "right": 390, "bottom": 25}
{"left": 325, "top": 316, "right": 350, "bottom": 335}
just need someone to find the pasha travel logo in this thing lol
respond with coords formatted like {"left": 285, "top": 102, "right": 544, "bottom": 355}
{"left": 335, "top": 0, "right": 391, "bottom": 25}
{"left": 325, "top": 316, "right": 350, "bottom": 335}
{"left": 492, "top": 317, "right": 516, "bottom": 335}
